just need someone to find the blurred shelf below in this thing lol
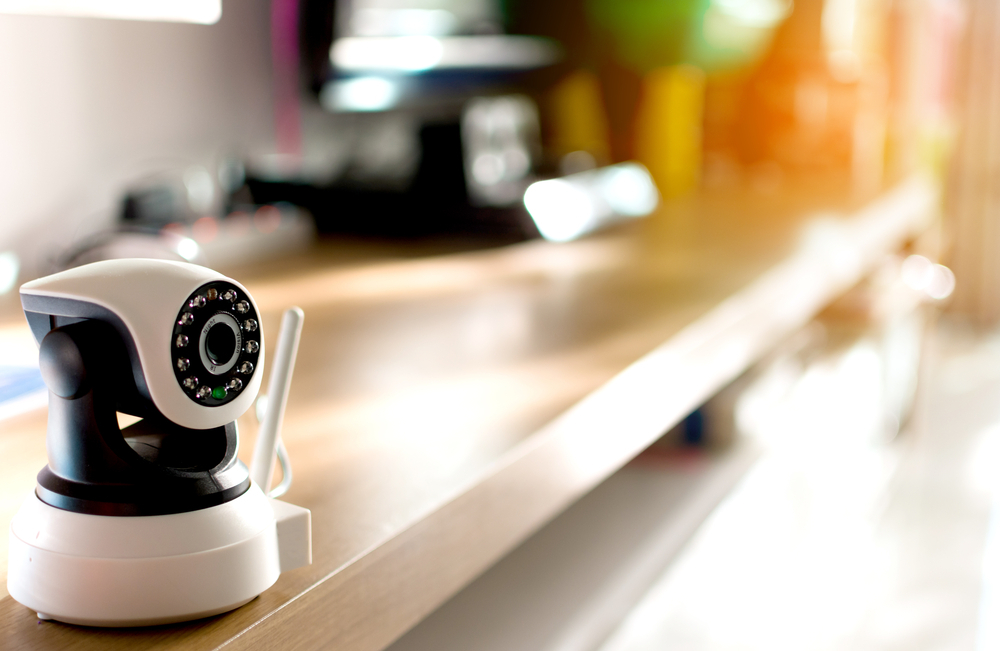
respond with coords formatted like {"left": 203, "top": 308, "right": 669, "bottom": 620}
{"left": 387, "top": 441, "right": 763, "bottom": 651}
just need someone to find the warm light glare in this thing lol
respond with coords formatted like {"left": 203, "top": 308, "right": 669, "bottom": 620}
{"left": 0, "top": 0, "right": 221, "bottom": 23}
{"left": 713, "top": 0, "right": 791, "bottom": 27}
{"left": 822, "top": 0, "right": 857, "bottom": 52}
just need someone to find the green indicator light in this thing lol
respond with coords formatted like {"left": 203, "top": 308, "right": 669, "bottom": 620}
{"left": 211, "top": 386, "right": 227, "bottom": 400}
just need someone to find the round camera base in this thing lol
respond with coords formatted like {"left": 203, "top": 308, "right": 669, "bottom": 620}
{"left": 7, "top": 485, "right": 281, "bottom": 627}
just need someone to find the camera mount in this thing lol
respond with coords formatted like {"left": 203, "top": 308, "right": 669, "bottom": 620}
{"left": 37, "top": 318, "right": 249, "bottom": 516}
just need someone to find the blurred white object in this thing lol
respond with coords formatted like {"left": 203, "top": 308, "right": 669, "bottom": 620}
{"left": 463, "top": 95, "right": 540, "bottom": 207}
{"left": 0, "top": 251, "right": 20, "bottom": 294}
{"left": 524, "top": 163, "right": 660, "bottom": 242}
{"left": 352, "top": 8, "right": 458, "bottom": 37}
{"left": 0, "top": 0, "right": 220, "bottom": 23}
{"left": 345, "top": 0, "right": 501, "bottom": 37}
{"left": 331, "top": 35, "right": 559, "bottom": 73}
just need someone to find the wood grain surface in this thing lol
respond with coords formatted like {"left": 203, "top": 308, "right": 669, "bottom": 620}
{"left": 0, "top": 179, "right": 935, "bottom": 650}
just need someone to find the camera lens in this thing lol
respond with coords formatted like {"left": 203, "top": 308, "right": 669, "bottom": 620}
{"left": 196, "top": 312, "right": 243, "bottom": 376}
{"left": 205, "top": 323, "right": 237, "bottom": 365}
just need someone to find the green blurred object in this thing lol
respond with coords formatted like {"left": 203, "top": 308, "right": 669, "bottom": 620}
{"left": 585, "top": 0, "right": 792, "bottom": 73}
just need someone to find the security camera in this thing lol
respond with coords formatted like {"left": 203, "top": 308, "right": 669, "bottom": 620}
{"left": 18, "top": 258, "right": 264, "bottom": 515}
{"left": 8, "top": 259, "right": 311, "bottom": 627}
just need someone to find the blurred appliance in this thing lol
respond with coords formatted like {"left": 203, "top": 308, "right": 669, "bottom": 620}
{"left": 246, "top": 0, "right": 560, "bottom": 240}
{"left": 247, "top": 100, "right": 543, "bottom": 239}
{"left": 313, "top": 0, "right": 559, "bottom": 113}
{"left": 57, "top": 164, "right": 315, "bottom": 273}
{"left": 462, "top": 95, "right": 541, "bottom": 207}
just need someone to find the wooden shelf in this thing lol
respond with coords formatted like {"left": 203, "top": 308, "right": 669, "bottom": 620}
{"left": 0, "top": 178, "right": 936, "bottom": 650}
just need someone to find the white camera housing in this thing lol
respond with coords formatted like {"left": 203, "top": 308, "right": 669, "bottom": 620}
{"left": 20, "top": 258, "right": 264, "bottom": 430}
{"left": 8, "top": 259, "right": 311, "bottom": 627}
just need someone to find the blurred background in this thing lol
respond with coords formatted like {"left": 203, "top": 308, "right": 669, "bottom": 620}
{"left": 5, "top": 0, "right": 1000, "bottom": 648}
{"left": 0, "top": 0, "right": 967, "bottom": 281}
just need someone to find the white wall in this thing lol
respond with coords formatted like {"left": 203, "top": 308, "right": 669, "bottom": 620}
{"left": 0, "top": 0, "right": 275, "bottom": 279}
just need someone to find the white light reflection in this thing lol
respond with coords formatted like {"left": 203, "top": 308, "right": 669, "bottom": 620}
{"left": 175, "top": 237, "right": 200, "bottom": 262}
{"left": 927, "top": 266, "right": 955, "bottom": 299}
{"left": 331, "top": 35, "right": 560, "bottom": 73}
{"left": 902, "top": 254, "right": 955, "bottom": 300}
{"left": 524, "top": 163, "right": 658, "bottom": 243}
{"left": 0, "top": 0, "right": 221, "bottom": 23}
{"left": 0, "top": 251, "right": 19, "bottom": 294}
{"left": 352, "top": 8, "right": 457, "bottom": 37}
{"left": 322, "top": 76, "right": 399, "bottom": 112}
{"left": 601, "top": 165, "right": 659, "bottom": 216}
{"left": 524, "top": 179, "right": 595, "bottom": 242}
{"left": 332, "top": 36, "right": 444, "bottom": 72}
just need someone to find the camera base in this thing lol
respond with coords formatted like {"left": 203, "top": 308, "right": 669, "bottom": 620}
{"left": 7, "top": 484, "right": 310, "bottom": 627}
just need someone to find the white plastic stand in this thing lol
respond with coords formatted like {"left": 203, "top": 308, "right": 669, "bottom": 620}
{"left": 7, "top": 483, "right": 311, "bottom": 627}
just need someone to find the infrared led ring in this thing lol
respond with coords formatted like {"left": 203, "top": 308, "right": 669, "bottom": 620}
{"left": 171, "top": 282, "right": 261, "bottom": 407}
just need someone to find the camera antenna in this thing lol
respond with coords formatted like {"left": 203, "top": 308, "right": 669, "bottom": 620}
{"left": 250, "top": 306, "right": 304, "bottom": 495}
